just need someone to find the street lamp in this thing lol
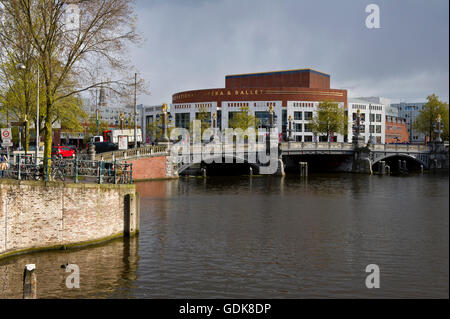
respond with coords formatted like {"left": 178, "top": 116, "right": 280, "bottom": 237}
{"left": 269, "top": 105, "right": 275, "bottom": 128}
{"left": 288, "top": 115, "right": 294, "bottom": 142}
{"left": 159, "top": 103, "right": 169, "bottom": 144}
{"left": 435, "top": 114, "right": 444, "bottom": 143}
{"left": 212, "top": 112, "right": 217, "bottom": 129}
{"left": 16, "top": 63, "right": 40, "bottom": 164}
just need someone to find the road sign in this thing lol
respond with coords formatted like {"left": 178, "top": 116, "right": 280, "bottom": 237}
{"left": 1, "top": 128, "right": 12, "bottom": 140}
{"left": 1, "top": 141, "right": 13, "bottom": 148}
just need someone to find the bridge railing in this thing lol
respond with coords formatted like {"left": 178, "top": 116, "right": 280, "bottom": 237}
{"left": 281, "top": 142, "right": 354, "bottom": 151}
{"left": 371, "top": 144, "right": 431, "bottom": 152}
{"left": 96, "top": 145, "right": 169, "bottom": 161}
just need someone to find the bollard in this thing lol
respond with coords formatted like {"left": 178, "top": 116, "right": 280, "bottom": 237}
{"left": 202, "top": 168, "right": 207, "bottom": 178}
{"left": 74, "top": 156, "right": 79, "bottom": 184}
{"left": 249, "top": 167, "right": 253, "bottom": 177}
{"left": 300, "top": 162, "right": 308, "bottom": 177}
{"left": 23, "top": 264, "right": 37, "bottom": 299}
{"left": 420, "top": 165, "right": 424, "bottom": 174}
{"left": 379, "top": 161, "right": 386, "bottom": 175}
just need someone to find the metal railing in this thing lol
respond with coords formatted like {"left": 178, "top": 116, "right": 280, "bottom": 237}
{"left": 1, "top": 155, "right": 133, "bottom": 184}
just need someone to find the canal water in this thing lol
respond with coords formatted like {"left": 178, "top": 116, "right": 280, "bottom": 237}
{"left": 0, "top": 173, "right": 448, "bottom": 299}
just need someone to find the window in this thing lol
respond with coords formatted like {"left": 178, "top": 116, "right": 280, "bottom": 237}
{"left": 304, "top": 124, "right": 312, "bottom": 132}
{"left": 295, "top": 123, "right": 302, "bottom": 132}
{"left": 370, "top": 125, "right": 375, "bottom": 134}
{"left": 376, "top": 125, "right": 382, "bottom": 134}
{"left": 370, "top": 114, "right": 375, "bottom": 123}
{"left": 376, "top": 114, "right": 382, "bottom": 122}
{"left": 296, "top": 136, "right": 303, "bottom": 142}
{"left": 304, "top": 112, "right": 313, "bottom": 121}
{"left": 304, "top": 136, "right": 313, "bottom": 142}
{"left": 294, "top": 112, "right": 302, "bottom": 120}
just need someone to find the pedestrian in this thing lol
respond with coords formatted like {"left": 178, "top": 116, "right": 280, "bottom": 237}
{"left": 0, "top": 153, "right": 8, "bottom": 178}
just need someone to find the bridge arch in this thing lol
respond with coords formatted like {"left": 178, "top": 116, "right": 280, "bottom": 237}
{"left": 177, "top": 154, "right": 262, "bottom": 175}
{"left": 372, "top": 153, "right": 428, "bottom": 171}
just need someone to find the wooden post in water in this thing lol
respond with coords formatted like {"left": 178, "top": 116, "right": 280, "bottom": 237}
{"left": 385, "top": 165, "right": 391, "bottom": 176}
{"left": 23, "top": 264, "right": 37, "bottom": 299}
{"left": 378, "top": 161, "right": 386, "bottom": 175}
{"left": 402, "top": 161, "right": 408, "bottom": 174}
{"left": 300, "top": 162, "right": 308, "bottom": 177}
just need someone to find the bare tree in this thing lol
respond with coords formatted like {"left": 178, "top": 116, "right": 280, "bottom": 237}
{"left": 0, "top": 0, "right": 142, "bottom": 172}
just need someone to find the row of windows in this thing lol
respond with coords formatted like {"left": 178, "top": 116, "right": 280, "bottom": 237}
{"left": 369, "top": 105, "right": 383, "bottom": 111}
{"left": 352, "top": 104, "right": 367, "bottom": 110}
{"left": 386, "top": 116, "right": 407, "bottom": 123}
{"left": 292, "top": 102, "right": 315, "bottom": 108}
{"left": 227, "top": 102, "right": 250, "bottom": 108}
{"left": 195, "top": 103, "right": 212, "bottom": 108}
{"left": 293, "top": 111, "right": 313, "bottom": 121}
{"left": 386, "top": 126, "right": 405, "bottom": 131}
{"left": 369, "top": 125, "right": 383, "bottom": 134}
{"left": 175, "top": 104, "right": 191, "bottom": 109}
{"left": 293, "top": 123, "right": 312, "bottom": 133}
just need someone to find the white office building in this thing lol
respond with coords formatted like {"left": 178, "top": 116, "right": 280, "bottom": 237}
{"left": 347, "top": 98, "right": 387, "bottom": 144}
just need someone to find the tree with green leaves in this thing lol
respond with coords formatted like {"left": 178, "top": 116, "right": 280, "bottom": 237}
{"left": 310, "top": 101, "right": 346, "bottom": 141}
{"left": 228, "top": 107, "right": 258, "bottom": 131}
{"left": 189, "top": 107, "right": 211, "bottom": 136}
{"left": 146, "top": 116, "right": 173, "bottom": 143}
{"left": 413, "top": 94, "right": 449, "bottom": 142}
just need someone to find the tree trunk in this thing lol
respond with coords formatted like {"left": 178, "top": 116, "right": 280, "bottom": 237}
{"left": 43, "top": 96, "right": 53, "bottom": 178}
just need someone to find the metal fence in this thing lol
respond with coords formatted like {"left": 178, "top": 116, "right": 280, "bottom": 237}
{"left": 0, "top": 155, "right": 133, "bottom": 184}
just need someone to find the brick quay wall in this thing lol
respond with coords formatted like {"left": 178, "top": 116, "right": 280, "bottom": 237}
{"left": 0, "top": 180, "right": 140, "bottom": 260}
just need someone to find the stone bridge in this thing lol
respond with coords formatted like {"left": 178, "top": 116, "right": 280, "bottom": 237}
{"left": 94, "top": 141, "right": 447, "bottom": 179}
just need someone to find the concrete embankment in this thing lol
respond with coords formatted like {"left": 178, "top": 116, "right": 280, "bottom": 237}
{"left": 0, "top": 180, "right": 139, "bottom": 260}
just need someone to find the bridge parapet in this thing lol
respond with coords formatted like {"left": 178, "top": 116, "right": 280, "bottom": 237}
{"left": 281, "top": 142, "right": 354, "bottom": 153}
{"left": 370, "top": 144, "right": 431, "bottom": 153}
{"left": 96, "top": 145, "right": 169, "bottom": 162}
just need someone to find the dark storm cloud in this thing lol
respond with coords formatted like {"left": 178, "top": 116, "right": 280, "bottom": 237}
{"left": 131, "top": 0, "right": 449, "bottom": 104}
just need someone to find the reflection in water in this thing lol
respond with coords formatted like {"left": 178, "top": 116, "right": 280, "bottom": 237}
{"left": 0, "top": 173, "right": 448, "bottom": 299}
{"left": 0, "top": 237, "right": 139, "bottom": 299}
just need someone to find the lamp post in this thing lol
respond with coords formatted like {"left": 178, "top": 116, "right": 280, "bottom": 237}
{"left": 212, "top": 112, "right": 217, "bottom": 129}
{"left": 160, "top": 103, "right": 169, "bottom": 144}
{"left": 120, "top": 112, "right": 125, "bottom": 130}
{"left": 269, "top": 105, "right": 275, "bottom": 129}
{"left": 133, "top": 73, "right": 138, "bottom": 149}
{"left": 16, "top": 62, "right": 39, "bottom": 164}
{"left": 435, "top": 114, "right": 444, "bottom": 143}
{"left": 288, "top": 115, "right": 293, "bottom": 142}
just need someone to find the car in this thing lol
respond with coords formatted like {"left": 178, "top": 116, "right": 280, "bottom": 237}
{"left": 88, "top": 142, "right": 118, "bottom": 154}
{"left": 51, "top": 146, "right": 76, "bottom": 158}
{"left": 65, "top": 145, "right": 78, "bottom": 153}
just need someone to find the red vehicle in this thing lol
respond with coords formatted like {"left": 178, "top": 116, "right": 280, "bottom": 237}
{"left": 51, "top": 146, "right": 76, "bottom": 158}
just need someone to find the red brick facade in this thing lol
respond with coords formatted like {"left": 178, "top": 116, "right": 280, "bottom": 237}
{"left": 225, "top": 69, "right": 330, "bottom": 89}
{"left": 386, "top": 116, "right": 409, "bottom": 144}
{"left": 172, "top": 69, "right": 347, "bottom": 107}
{"left": 128, "top": 156, "right": 168, "bottom": 181}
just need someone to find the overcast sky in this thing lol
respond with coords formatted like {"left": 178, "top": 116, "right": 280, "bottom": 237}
{"left": 130, "top": 0, "right": 449, "bottom": 105}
